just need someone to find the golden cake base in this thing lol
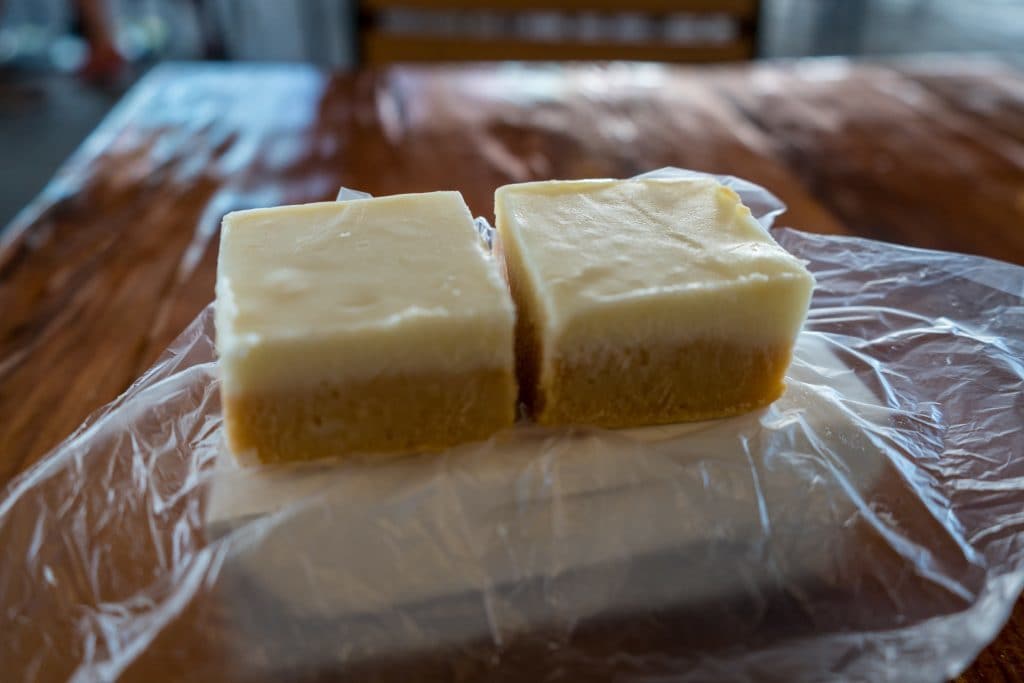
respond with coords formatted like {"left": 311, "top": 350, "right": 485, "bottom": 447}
{"left": 223, "top": 368, "right": 517, "bottom": 465}
{"left": 534, "top": 340, "right": 791, "bottom": 428}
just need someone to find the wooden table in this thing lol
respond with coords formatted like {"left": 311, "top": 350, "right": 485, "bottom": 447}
{"left": 2, "top": 57, "right": 1023, "bottom": 681}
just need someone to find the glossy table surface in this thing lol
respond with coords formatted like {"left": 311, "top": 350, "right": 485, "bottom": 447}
{"left": 2, "top": 57, "right": 1023, "bottom": 681}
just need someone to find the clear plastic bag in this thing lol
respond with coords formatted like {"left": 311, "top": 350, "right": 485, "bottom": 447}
{"left": 3, "top": 171, "right": 1024, "bottom": 682}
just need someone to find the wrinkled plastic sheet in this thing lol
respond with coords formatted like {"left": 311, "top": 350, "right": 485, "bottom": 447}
{"left": 3, "top": 171, "right": 1024, "bottom": 683}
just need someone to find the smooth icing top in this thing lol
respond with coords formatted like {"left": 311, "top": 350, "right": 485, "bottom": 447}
{"left": 495, "top": 177, "right": 815, "bottom": 348}
{"left": 216, "top": 191, "right": 514, "bottom": 392}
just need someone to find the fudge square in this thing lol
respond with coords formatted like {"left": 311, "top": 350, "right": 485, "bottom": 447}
{"left": 494, "top": 177, "right": 815, "bottom": 428}
{"left": 215, "top": 191, "right": 517, "bottom": 464}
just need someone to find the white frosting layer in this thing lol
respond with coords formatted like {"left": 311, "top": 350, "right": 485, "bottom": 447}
{"left": 216, "top": 191, "right": 515, "bottom": 394}
{"left": 495, "top": 177, "right": 815, "bottom": 353}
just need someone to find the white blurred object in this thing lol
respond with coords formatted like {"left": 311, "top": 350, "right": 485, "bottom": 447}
{"left": 109, "top": 0, "right": 202, "bottom": 59}
{"left": 0, "top": 0, "right": 71, "bottom": 65}
{"left": 209, "top": 0, "right": 355, "bottom": 67}
{"left": 48, "top": 33, "right": 88, "bottom": 70}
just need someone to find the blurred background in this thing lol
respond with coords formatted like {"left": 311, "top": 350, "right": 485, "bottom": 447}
{"left": 1, "top": 0, "right": 1023, "bottom": 229}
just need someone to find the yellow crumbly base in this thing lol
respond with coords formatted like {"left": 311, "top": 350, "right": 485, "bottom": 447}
{"left": 223, "top": 368, "right": 516, "bottom": 464}
{"left": 535, "top": 340, "right": 792, "bottom": 428}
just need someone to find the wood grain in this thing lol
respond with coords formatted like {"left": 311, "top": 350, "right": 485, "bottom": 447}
{"left": 1, "top": 57, "right": 1023, "bottom": 681}
{"left": 363, "top": 33, "right": 754, "bottom": 64}
{"left": 360, "top": 0, "right": 758, "bottom": 14}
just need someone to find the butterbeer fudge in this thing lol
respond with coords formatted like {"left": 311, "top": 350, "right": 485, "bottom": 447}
{"left": 215, "top": 191, "right": 517, "bottom": 464}
{"left": 495, "top": 177, "right": 815, "bottom": 427}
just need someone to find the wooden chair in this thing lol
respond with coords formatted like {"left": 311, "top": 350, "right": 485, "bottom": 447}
{"left": 359, "top": 0, "right": 761, "bottom": 65}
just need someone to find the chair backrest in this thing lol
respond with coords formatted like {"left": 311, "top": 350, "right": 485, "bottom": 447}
{"left": 359, "top": 0, "right": 761, "bottom": 64}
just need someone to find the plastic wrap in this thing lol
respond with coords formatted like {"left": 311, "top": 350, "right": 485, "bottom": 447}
{"left": 3, "top": 171, "right": 1024, "bottom": 683}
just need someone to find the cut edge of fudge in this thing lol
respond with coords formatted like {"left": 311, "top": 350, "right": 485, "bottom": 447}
{"left": 215, "top": 192, "right": 517, "bottom": 464}
{"left": 494, "top": 177, "right": 815, "bottom": 427}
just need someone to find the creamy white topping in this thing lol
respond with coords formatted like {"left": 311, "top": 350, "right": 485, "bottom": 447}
{"left": 216, "top": 191, "right": 515, "bottom": 393}
{"left": 495, "top": 177, "right": 815, "bottom": 353}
